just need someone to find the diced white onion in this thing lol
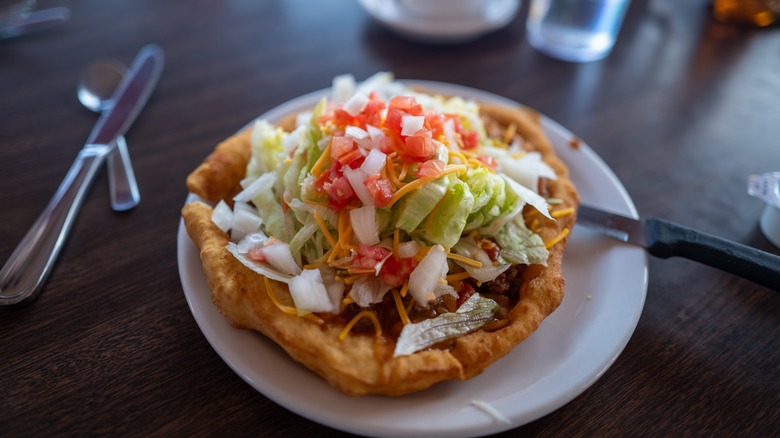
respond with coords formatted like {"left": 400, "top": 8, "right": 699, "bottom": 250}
{"left": 332, "top": 74, "right": 356, "bottom": 103}
{"left": 408, "top": 244, "right": 448, "bottom": 306}
{"left": 397, "top": 240, "right": 419, "bottom": 259}
{"left": 349, "top": 275, "right": 392, "bottom": 307}
{"left": 342, "top": 167, "right": 374, "bottom": 206}
{"left": 343, "top": 92, "right": 369, "bottom": 117}
{"left": 401, "top": 115, "right": 425, "bottom": 136}
{"left": 443, "top": 118, "right": 459, "bottom": 151}
{"left": 317, "top": 135, "right": 331, "bottom": 151}
{"left": 236, "top": 231, "right": 268, "bottom": 253}
{"left": 282, "top": 125, "right": 305, "bottom": 155}
{"left": 360, "top": 148, "right": 386, "bottom": 175}
{"left": 261, "top": 242, "right": 302, "bottom": 275}
{"left": 349, "top": 205, "right": 380, "bottom": 246}
{"left": 233, "top": 172, "right": 276, "bottom": 203}
{"left": 211, "top": 200, "right": 233, "bottom": 233}
{"left": 295, "top": 111, "right": 312, "bottom": 128}
{"left": 289, "top": 269, "right": 336, "bottom": 313}
{"left": 231, "top": 206, "right": 263, "bottom": 242}
{"left": 226, "top": 243, "right": 293, "bottom": 284}
{"left": 366, "top": 124, "right": 385, "bottom": 150}
{"left": 317, "top": 266, "right": 344, "bottom": 312}
{"left": 345, "top": 125, "right": 371, "bottom": 149}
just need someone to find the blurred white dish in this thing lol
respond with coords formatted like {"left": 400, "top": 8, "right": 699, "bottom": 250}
{"left": 358, "top": 0, "right": 520, "bottom": 44}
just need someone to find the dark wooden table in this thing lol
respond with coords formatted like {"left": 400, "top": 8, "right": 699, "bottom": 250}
{"left": 2, "top": 0, "right": 778, "bottom": 436}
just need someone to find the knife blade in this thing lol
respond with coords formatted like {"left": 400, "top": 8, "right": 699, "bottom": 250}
{"left": 0, "top": 44, "right": 164, "bottom": 307}
{"left": 86, "top": 44, "right": 164, "bottom": 147}
{"left": 576, "top": 204, "right": 780, "bottom": 292}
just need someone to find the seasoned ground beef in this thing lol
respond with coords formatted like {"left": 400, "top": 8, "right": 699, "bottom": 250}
{"left": 484, "top": 265, "right": 524, "bottom": 295}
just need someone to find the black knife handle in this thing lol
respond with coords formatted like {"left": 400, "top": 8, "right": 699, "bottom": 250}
{"left": 645, "top": 218, "right": 780, "bottom": 291}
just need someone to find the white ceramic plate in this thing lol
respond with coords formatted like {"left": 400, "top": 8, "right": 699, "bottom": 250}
{"left": 357, "top": 0, "right": 520, "bottom": 44}
{"left": 177, "top": 81, "right": 648, "bottom": 437}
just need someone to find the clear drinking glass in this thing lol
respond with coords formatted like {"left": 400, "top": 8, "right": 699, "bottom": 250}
{"left": 526, "top": 0, "right": 631, "bottom": 62}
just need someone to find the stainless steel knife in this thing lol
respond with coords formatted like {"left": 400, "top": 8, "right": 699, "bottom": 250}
{"left": 576, "top": 204, "right": 780, "bottom": 291}
{"left": 0, "top": 44, "right": 164, "bottom": 307}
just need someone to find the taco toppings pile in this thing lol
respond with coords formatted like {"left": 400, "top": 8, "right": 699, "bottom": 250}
{"left": 182, "top": 73, "right": 578, "bottom": 396}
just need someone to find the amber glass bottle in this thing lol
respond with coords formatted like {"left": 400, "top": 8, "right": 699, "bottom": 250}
{"left": 712, "top": 0, "right": 780, "bottom": 26}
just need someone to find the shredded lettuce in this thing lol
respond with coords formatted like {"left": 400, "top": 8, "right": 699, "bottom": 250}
{"left": 393, "top": 293, "right": 499, "bottom": 357}
{"left": 418, "top": 179, "right": 475, "bottom": 248}
{"left": 393, "top": 175, "right": 452, "bottom": 233}
{"left": 247, "top": 120, "right": 285, "bottom": 178}
{"left": 494, "top": 216, "right": 548, "bottom": 265}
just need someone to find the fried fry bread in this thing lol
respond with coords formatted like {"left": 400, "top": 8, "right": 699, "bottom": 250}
{"left": 182, "top": 95, "right": 578, "bottom": 396}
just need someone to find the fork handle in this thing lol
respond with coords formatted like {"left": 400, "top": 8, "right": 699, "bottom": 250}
{"left": 0, "top": 146, "right": 109, "bottom": 307}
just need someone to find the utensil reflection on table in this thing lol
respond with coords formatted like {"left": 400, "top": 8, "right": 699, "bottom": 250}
{"left": 78, "top": 59, "right": 141, "bottom": 211}
{"left": 0, "top": 0, "right": 33, "bottom": 29}
{"left": 0, "top": 0, "right": 69, "bottom": 39}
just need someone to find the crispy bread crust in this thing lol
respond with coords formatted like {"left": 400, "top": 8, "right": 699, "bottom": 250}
{"left": 182, "top": 101, "right": 579, "bottom": 396}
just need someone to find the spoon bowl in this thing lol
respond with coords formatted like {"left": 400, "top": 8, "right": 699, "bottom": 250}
{"left": 77, "top": 59, "right": 125, "bottom": 112}
{"left": 78, "top": 59, "right": 140, "bottom": 211}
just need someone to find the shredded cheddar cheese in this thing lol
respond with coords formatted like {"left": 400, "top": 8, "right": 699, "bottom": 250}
{"left": 392, "top": 289, "right": 410, "bottom": 325}
{"left": 263, "top": 277, "right": 323, "bottom": 324}
{"left": 339, "top": 310, "right": 382, "bottom": 340}
{"left": 310, "top": 142, "right": 332, "bottom": 177}
{"left": 446, "top": 252, "right": 483, "bottom": 268}
{"left": 399, "top": 280, "right": 409, "bottom": 297}
{"left": 545, "top": 228, "right": 570, "bottom": 249}
{"left": 313, "top": 211, "right": 337, "bottom": 248}
{"left": 446, "top": 271, "right": 472, "bottom": 284}
{"left": 551, "top": 207, "right": 575, "bottom": 219}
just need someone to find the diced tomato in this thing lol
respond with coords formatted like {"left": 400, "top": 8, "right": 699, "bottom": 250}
{"left": 331, "top": 108, "right": 356, "bottom": 127}
{"left": 380, "top": 256, "right": 417, "bottom": 288}
{"left": 363, "top": 92, "right": 386, "bottom": 127}
{"left": 404, "top": 130, "right": 436, "bottom": 161}
{"left": 457, "top": 282, "right": 476, "bottom": 307}
{"left": 247, "top": 247, "right": 267, "bottom": 263}
{"left": 479, "top": 238, "right": 500, "bottom": 261}
{"left": 388, "top": 96, "right": 423, "bottom": 116}
{"left": 416, "top": 159, "right": 445, "bottom": 178}
{"left": 377, "top": 135, "right": 394, "bottom": 154}
{"left": 337, "top": 148, "right": 364, "bottom": 166}
{"left": 460, "top": 127, "right": 479, "bottom": 150}
{"left": 477, "top": 154, "right": 497, "bottom": 169}
{"left": 385, "top": 107, "right": 406, "bottom": 135}
{"left": 424, "top": 110, "right": 446, "bottom": 139}
{"left": 364, "top": 175, "right": 395, "bottom": 207}
{"left": 323, "top": 175, "right": 354, "bottom": 209}
{"left": 353, "top": 245, "right": 391, "bottom": 270}
{"left": 331, "top": 136, "right": 354, "bottom": 160}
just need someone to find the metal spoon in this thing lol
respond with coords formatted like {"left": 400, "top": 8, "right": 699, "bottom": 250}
{"left": 77, "top": 59, "right": 140, "bottom": 211}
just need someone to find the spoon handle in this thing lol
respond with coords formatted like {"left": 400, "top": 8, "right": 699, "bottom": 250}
{"left": 0, "top": 146, "right": 110, "bottom": 307}
{"left": 108, "top": 136, "right": 140, "bottom": 211}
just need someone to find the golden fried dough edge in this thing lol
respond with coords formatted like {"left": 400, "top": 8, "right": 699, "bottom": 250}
{"left": 183, "top": 201, "right": 465, "bottom": 396}
{"left": 181, "top": 100, "right": 578, "bottom": 395}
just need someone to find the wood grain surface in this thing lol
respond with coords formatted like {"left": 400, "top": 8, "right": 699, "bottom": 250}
{"left": 1, "top": 0, "right": 778, "bottom": 436}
